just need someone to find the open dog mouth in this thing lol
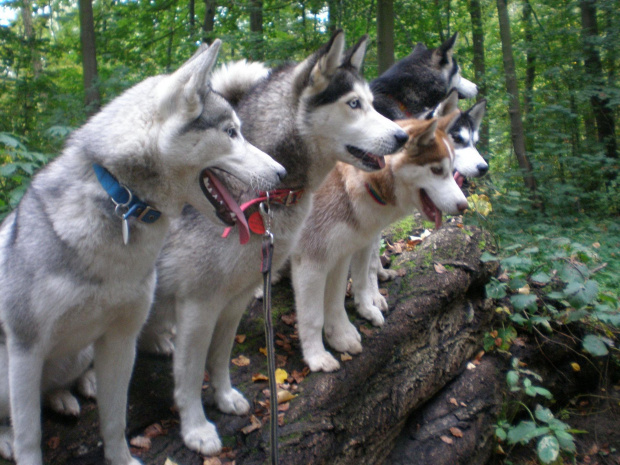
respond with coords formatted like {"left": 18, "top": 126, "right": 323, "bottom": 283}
{"left": 200, "top": 168, "right": 251, "bottom": 243}
{"left": 420, "top": 189, "right": 443, "bottom": 230}
{"left": 346, "top": 145, "right": 386, "bottom": 170}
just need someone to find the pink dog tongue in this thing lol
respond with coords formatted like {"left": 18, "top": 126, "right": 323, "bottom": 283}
{"left": 420, "top": 189, "right": 443, "bottom": 230}
{"left": 454, "top": 171, "right": 465, "bottom": 187}
{"left": 205, "top": 172, "right": 251, "bottom": 245}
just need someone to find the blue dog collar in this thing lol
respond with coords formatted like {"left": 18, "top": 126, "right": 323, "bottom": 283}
{"left": 93, "top": 164, "right": 162, "bottom": 224}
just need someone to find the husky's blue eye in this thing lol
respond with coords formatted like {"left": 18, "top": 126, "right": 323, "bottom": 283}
{"left": 348, "top": 99, "right": 360, "bottom": 109}
{"left": 227, "top": 127, "right": 238, "bottom": 138}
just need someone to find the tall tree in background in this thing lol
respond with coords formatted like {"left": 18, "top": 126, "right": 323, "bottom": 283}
{"left": 496, "top": 0, "right": 537, "bottom": 195}
{"left": 467, "top": 0, "right": 488, "bottom": 153}
{"left": 202, "top": 0, "right": 217, "bottom": 44}
{"left": 248, "top": 0, "right": 264, "bottom": 60}
{"left": 580, "top": 0, "right": 617, "bottom": 173}
{"left": 376, "top": 0, "right": 394, "bottom": 73}
{"left": 78, "top": 0, "right": 100, "bottom": 114}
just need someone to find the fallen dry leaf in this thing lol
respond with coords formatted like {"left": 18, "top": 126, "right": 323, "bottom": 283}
{"left": 359, "top": 326, "right": 374, "bottom": 337}
{"left": 231, "top": 355, "right": 250, "bottom": 367}
{"left": 290, "top": 369, "right": 307, "bottom": 384}
{"left": 571, "top": 362, "right": 581, "bottom": 372}
{"left": 281, "top": 314, "right": 296, "bottom": 326}
{"left": 47, "top": 437, "right": 60, "bottom": 450}
{"left": 164, "top": 459, "right": 179, "bottom": 465}
{"left": 275, "top": 368, "right": 288, "bottom": 384}
{"left": 277, "top": 389, "right": 296, "bottom": 404}
{"left": 449, "top": 397, "right": 458, "bottom": 406}
{"left": 259, "top": 347, "right": 267, "bottom": 356}
{"left": 378, "top": 288, "right": 388, "bottom": 296}
{"left": 278, "top": 402, "right": 290, "bottom": 412}
{"left": 434, "top": 262, "right": 447, "bottom": 274}
{"left": 252, "top": 373, "right": 268, "bottom": 382}
{"left": 235, "top": 334, "right": 246, "bottom": 344}
{"left": 450, "top": 427, "right": 464, "bottom": 438}
{"left": 341, "top": 353, "right": 353, "bottom": 362}
{"left": 241, "top": 415, "right": 262, "bottom": 435}
{"left": 440, "top": 435, "right": 453, "bottom": 445}
{"left": 144, "top": 423, "right": 167, "bottom": 439}
{"left": 203, "top": 458, "right": 222, "bottom": 465}
{"left": 130, "top": 436, "right": 152, "bottom": 450}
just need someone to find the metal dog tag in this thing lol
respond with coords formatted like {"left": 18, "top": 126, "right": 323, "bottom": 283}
{"left": 122, "top": 217, "right": 130, "bottom": 245}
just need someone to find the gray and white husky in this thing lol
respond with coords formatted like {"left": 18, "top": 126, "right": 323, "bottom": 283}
{"left": 139, "top": 30, "right": 408, "bottom": 456}
{"left": 0, "top": 40, "right": 285, "bottom": 465}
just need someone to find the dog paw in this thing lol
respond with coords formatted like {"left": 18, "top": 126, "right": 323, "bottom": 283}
{"left": 0, "top": 427, "right": 13, "bottom": 460}
{"left": 357, "top": 303, "right": 385, "bottom": 327}
{"left": 305, "top": 351, "right": 341, "bottom": 372}
{"left": 46, "top": 389, "right": 80, "bottom": 416}
{"left": 138, "top": 332, "right": 175, "bottom": 355}
{"left": 373, "top": 292, "right": 389, "bottom": 312}
{"left": 77, "top": 368, "right": 97, "bottom": 399}
{"left": 377, "top": 268, "right": 400, "bottom": 282}
{"left": 183, "top": 423, "right": 222, "bottom": 456}
{"left": 215, "top": 388, "right": 250, "bottom": 415}
{"left": 325, "top": 321, "right": 363, "bottom": 353}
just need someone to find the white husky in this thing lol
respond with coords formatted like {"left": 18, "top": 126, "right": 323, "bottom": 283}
{"left": 0, "top": 41, "right": 285, "bottom": 465}
{"left": 291, "top": 113, "right": 468, "bottom": 372}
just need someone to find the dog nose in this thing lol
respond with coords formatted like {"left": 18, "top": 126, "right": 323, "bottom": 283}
{"left": 394, "top": 129, "right": 409, "bottom": 148}
{"left": 457, "top": 200, "right": 469, "bottom": 213}
{"left": 277, "top": 167, "right": 287, "bottom": 182}
{"left": 477, "top": 163, "right": 489, "bottom": 176}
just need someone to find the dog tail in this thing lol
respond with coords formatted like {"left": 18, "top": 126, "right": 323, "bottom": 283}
{"left": 211, "top": 60, "right": 270, "bottom": 107}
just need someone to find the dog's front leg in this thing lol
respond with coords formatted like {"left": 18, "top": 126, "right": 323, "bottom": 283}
{"left": 173, "top": 296, "right": 221, "bottom": 456}
{"left": 7, "top": 345, "right": 45, "bottom": 465}
{"left": 324, "top": 256, "right": 363, "bottom": 354}
{"left": 350, "top": 244, "right": 387, "bottom": 326}
{"left": 94, "top": 327, "right": 142, "bottom": 465}
{"left": 207, "top": 292, "right": 252, "bottom": 416}
{"left": 292, "top": 256, "right": 340, "bottom": 372}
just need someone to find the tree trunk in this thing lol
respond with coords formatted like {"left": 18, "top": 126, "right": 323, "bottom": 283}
{"left": 376, "top": 0, "right": 394, "bottom": 74}
{"left": 327, "top": 0, "right": 342, "bottom": 35}
{"left": 249, "top": 0, "right": 264, "bottom": 61}
{"left": 496, "top": 0, "right": 537, "bottom": 196}
{"left": 202, "top": 0, "right": 217, "bottom": 44}
{"left": 580, "top": 0, "right": 617, "bottom": 172}
{"left": 189, "top": 0, "right": 195, "bottom": 30}
{"left": 467, "top": 0, "right": 488, "bottom": 154}
{"left": 37, "top": 224, "right": 500, "bottom": 465}
{"left": 21, "top": 0, "right": 42, "bottom": 78}
{"left": 78, "top": 0, "right": 101, "bottom": 114}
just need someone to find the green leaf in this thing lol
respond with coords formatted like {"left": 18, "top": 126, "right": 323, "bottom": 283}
{"left": 565, "top": 309, "right": 589, "bottom": 323}
{"left": 558, "top": 263, "right": 589, "bottom": 284}
{"left": 565, "top": 280, "right": 598, "bottom": 309}
{"left": 533, "top": 386, "right": 554, "bottom": 400}
{"left": 531, "top": 271, "right": 551, "bottom": 285}
{"left": 535, "top": 405, "right": 554, "bottom": 423}
{"left": 506, "top": 370, "right": 519, "bottom": 387}
{"left": 507, "top": 421, "right": 537, "bottom": 444}
{"left": 480, "top": 251, "right": 498, "bottom": 262}
{"left": 555, "top": 430, "right": 576, "bottom": 452}
{"left": 510, "top": 294, "right": 538, "bottom": 312}
{"left": 537, "top": 435, "right": 560, "bottom": 464}
{"left": 510, "top": 313, "right": 528, "bottom": 325}
{"left": 531, "top": 315, "right": 553, "bottom": 332}
{"left": 0, "top": 133, "right": 26, "bottom": 150}
{"left": 486, "top": 278, "right": 507, "bottom": 299}
{"left": 582, "top": 334, "right": 609, "bottom": 356}
{"left": 0, "top": 164, "right": 18, "bottom": 177}
{"left": 495, "top": 427, "right": 507, "bottom": 441}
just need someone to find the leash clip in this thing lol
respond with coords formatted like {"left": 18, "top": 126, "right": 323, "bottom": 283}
{"left": 259, "top": 194, "right": 274, "bottom": 245}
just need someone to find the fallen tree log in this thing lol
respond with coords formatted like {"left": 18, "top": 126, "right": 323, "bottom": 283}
{"left": 31, "top": 222, "right": 499, "bottom": 465}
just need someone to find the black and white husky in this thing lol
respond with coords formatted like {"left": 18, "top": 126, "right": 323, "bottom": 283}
{"left": 0, "top": 41, "right": 285, "bottom": 465}
{"left": 140, "top": 30, "right": 408, "bottom": 456}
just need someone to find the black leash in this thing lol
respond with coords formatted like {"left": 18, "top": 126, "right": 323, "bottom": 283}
{"left": 259, "top": 200, "right": 279, "bottom": 465}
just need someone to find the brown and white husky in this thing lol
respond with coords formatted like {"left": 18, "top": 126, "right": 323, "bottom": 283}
{"left": 290, "top": 112, "right": 468, "bottom": 372}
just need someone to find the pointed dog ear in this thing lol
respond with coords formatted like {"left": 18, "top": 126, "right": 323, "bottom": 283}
{"left": 433, "top": 32, "right": 458, "bottom": 65}
{"left": 156, "top": 39, "right": 222, "bottom": 119}
{"left": 309, "top": 29, "right": 345, "bottom": 92}
{"left": 467, "top": 99, "right": 487, "bottom": 131}
{"left": 344, "top": 35, "right": 369, "bottom": 71}
{"left": 438, "top": 109, "right": 460, "bottom": 134}
{"left": 418, "top": 119, "right": 439, "bottom": 147}
{"left": 437, "top": 88, "right": 459, "bottom": 116}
